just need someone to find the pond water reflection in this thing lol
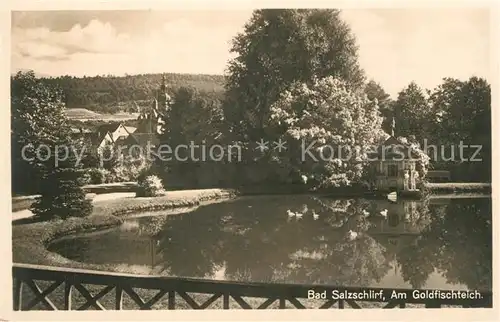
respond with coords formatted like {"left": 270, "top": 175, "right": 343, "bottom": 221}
{"left": 49, "top": 195, "right": 492, "bottom": 291}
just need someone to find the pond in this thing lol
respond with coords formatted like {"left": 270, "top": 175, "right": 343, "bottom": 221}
{"left": 48, "top": 195, "right": 492, "bottom": 291}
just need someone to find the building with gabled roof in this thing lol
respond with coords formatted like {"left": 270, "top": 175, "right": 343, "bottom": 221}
{"left": 367, "top": 118, "right": 423, "bottom": 192}
{"left": 96, "top": 123, "right": 131, "bottom": 142}
{"left": 124, "top": 126, "right": 137, "bottom": 134}
{"left": 73, "top": 75, "right": 171, "bottom": 162}
{"left": 71, "top": 131, "right": 114, "bottom": 155}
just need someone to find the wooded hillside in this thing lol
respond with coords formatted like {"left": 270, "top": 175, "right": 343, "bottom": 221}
{"left": 39, "top": 73, "right": 226, "bottom": 113}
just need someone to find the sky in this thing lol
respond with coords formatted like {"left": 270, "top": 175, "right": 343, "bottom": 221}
{"left": 11, "top": 8, "right": 491, "bottom": 97}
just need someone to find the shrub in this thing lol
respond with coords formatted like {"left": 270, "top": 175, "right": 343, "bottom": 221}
{"left": 77, "top": 169, "right": 92, "bottom": 185}
{"left": 136, "top": 175, "right": 166, "bottom": 197}
{"left": 82, "top": 156, "right": 153, "bottom": 184}
{"left": 136, "top": 167, "right": 150, "bottom": 185}
{"left": 87, "top": 168, "right": 109, "bottom": 184}
{"left": 109, "top": 155, "right": 151, "bottom": 183}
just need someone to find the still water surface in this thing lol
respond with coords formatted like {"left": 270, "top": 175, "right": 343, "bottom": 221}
{"left": 49, "top": 195, "right": 492, "bottom": 291}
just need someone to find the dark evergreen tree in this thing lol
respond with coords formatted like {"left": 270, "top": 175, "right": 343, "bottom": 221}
{"left": 31, "top": 148, "right": 93, "bottom": 219}
{"left": 156, "top": 86, "right": 224, "bottom": 188}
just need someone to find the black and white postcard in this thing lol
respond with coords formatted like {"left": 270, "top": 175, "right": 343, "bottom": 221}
{"left": 5, "top": 1, "right": 497, "bottom": 321}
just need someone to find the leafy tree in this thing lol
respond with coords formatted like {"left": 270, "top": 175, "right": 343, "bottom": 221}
{"left": 427, "top": 77, "right": 491, "bottom": 181}
{"left": 364, "top": 80, "right": 394, "bottom": 133}
{"left": 11, "top": 70, "right": 92, "bottom": 219}
{"left": 392, "top": 82, "right": 431, "bottom": 143}
{"left": 11, "top": 71, "right": 63, "bottom": 194}
{"left": 224, "top": 9, "right": 366, "bottom": 142}
{"left": 267, "top": 76, "right": 385, "bottom": 188}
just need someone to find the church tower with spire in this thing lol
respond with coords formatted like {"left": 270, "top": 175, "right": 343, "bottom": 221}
{"left": 157, "top": 74, "right": 172, "bottom": 112}
{"left": 153, "top": 73, "right": 171, "bottom": 134}
{"left": 136, "top": 73, "right": 171, "bottom": 134}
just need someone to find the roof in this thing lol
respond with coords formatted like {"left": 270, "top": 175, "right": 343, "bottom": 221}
{"left": 124, "top": 126, "right": 137, "bottom": 134}
{"left": 124, "top": 133, "right": 160, "bottom": 147}
{"left": 96, "top": 123, "right": 122, "bottom": 134}
{"left": 114, "top": 136, "right": 127, "bottom": 145}
{"left": 368, "top": 136, "right": 420, "bottom": 161}
{"left": 71, "top": 132, "right": 107, "bottom": 146}
{"left": 375, "top": 132, "right": 392, "bottom": 145}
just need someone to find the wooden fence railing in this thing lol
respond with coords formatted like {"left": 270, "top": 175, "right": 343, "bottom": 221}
{"left": 13, "top": 263, "right": 492, "bottom": 310}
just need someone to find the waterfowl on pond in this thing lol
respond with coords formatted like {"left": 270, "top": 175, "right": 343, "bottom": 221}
{"left": 295, "top": 212, "right": 303, "bottom": 219}
{"left": 348, "top": 230, "right": 358, "bottom": 241}
{"left": 287, "top": 210, "right": 296, "bottom": 217}
{"left": 312, "top": 210, "right": 319, "bottom": 220}
{"left": 380, "top": 209, "right": 388, "bottom": 218}
{"left": 387, "top": 192, "right": 398, "bottom": 203}
{"left": 301, "top": 175, "right": 308, "bottom": 184}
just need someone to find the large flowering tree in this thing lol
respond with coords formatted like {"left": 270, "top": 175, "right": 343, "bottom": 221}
{"left": 267, "top": 76, "right": 385, "bottom": 189}
{"left": 397, "top": 136, "right": 431, "bottom": 182}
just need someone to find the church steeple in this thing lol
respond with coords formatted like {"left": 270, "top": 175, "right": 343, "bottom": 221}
{"left": 161, "top": 74, "right": 167, "bottom": 92}
{"left": 391, "top": 117, "right": 396, "bottom": 137}
{"left": 157, "top": 73, "right": 171, "bottom": 111}
{"left": 136, "top": 76, "right": 170, "bottom": 134}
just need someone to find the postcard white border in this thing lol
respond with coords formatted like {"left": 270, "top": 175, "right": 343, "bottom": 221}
{"left": 2, "top": 0, "right": 499, "bottom": 321}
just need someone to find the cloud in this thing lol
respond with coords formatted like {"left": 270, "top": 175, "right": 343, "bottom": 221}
{"left": 12, "top": 9, "right": 490, "bottom": 97}
{"left": 16, "top": 41, "right": 68, "bottom": 59}
{"left": 12, "top": 17, "right": 244, "bottom": 77}
{"left": 12, "top": 19, "right": 131, "bottom": 60}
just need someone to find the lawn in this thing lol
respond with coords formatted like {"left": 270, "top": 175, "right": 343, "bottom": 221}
{"left": 425, "top": 182, "right": 491, "bottom": 193}
{"left": 64, "top": 108, "right": 102, "bottom": 119}
{"left": 12, "top": 195, "right": 39, "bottom": 212}
{"left": 12, "top": 182, "right": 138, "bottom": 212}
{"left": 64, "top": 108, "right": 139, "bottom": 121}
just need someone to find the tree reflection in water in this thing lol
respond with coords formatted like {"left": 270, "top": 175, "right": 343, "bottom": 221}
{"left": 396, "top": 197, "right": 491, "bottom": 291}
{"left": 147, "top": 195, "right": 491, "bottom": 290}
{"left": 51, "top": 195, "right": 491, "bottom": 291}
